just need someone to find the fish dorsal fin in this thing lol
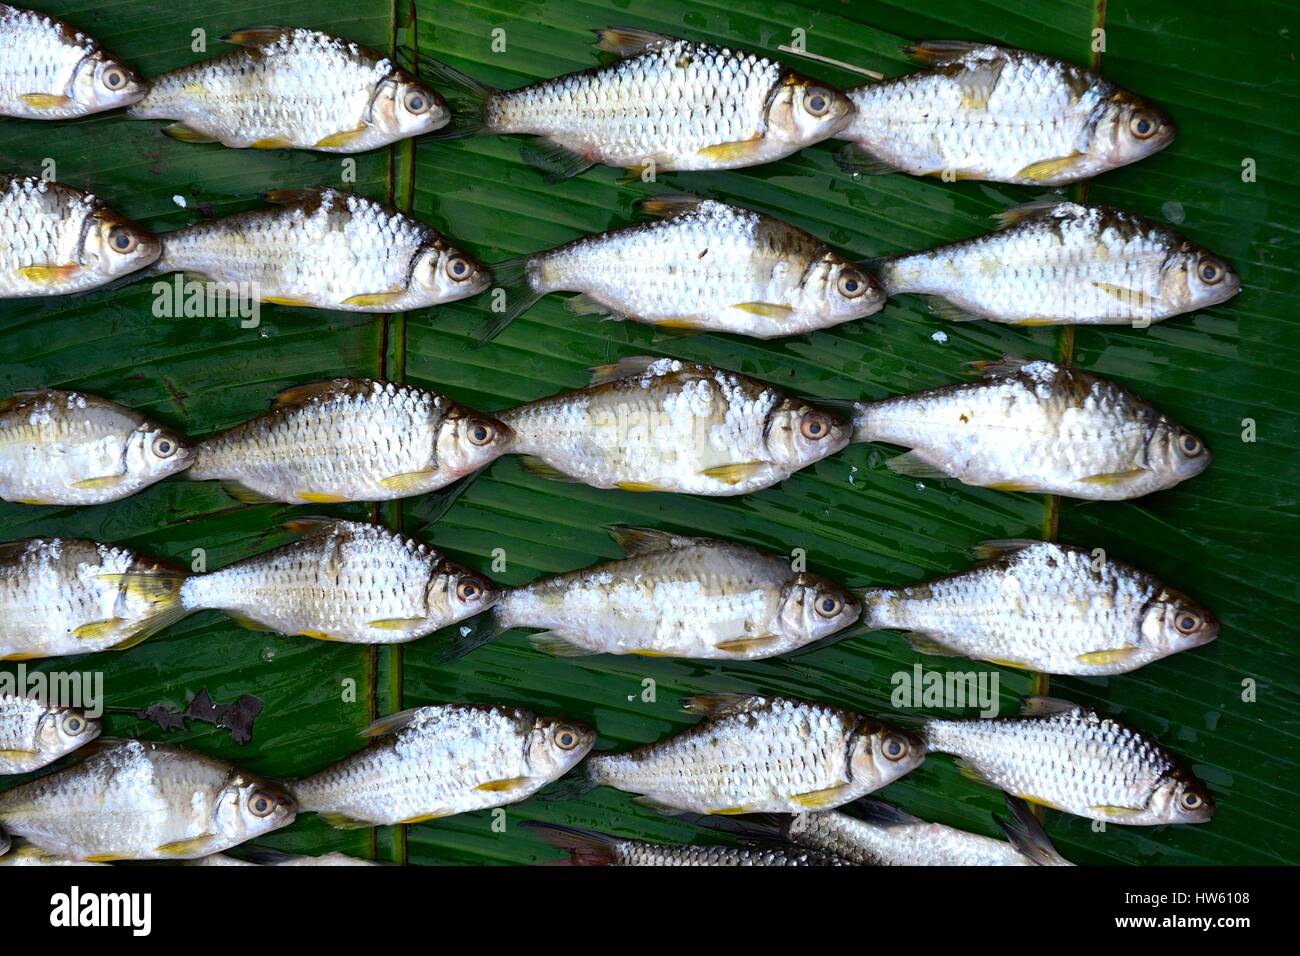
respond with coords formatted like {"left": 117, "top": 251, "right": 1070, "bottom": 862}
{"left": 607, "top": 525, "right": 697, "bottom": 555}
{"left": 905, "top": 40, "right": 991, "bottom": 66}
{"left": 262, "top": 187, "right": 327, "bottom": 206}
{"left": 851, "top": 797, "right": 923, "bottom": 827}
{"left": 594, "top": 26, "right": 678, "bottom": 59}
{"left": 1020, "top": 696, "right": 1081, "bottom": 717}
{"left": 681, "top": 693, "right": 767, "bottom": 719}
{"left": 281, "top": 516, "right": 347, "bottom": 537}
{"left": 992, "top": 201, "right": 1071, "bottom": 229}
{"left": 360, "top": 706, "right": 428, "bottom": 739}
{"left": 968, "top": 354, "right": 1035, "bottom": 381}
{"left": 270, "top": 379, "right": 358, "bottom": 409}
{"left": 221, "top": 26, "right": 298, "bottom": 48}
{"left": 635, "top": 194, "right": 707, "bottom": 219}
{"left": 587, "top": 355, "right": 666, "bottom": 386}
{"left": 0, "top": 388, "right": 59, "bottom": 413}
{"left": 970, "top": 538, "right": 1041, "bottom": 562}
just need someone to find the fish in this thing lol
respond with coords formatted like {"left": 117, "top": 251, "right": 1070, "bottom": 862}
{"left": 0, "top": 538, "right": 189, "bottom": 660}
{"left": 291, "top": 704, "right": 595, "bottom": 827}
{"left": 448, "top": 526, "right": 860, "bottom": 661}
{"left": 0, "top": 692, "right": 100, "bottom": 773}
{"left": 729, "top": 796, "right": 1072, "bottom": 866}
{"left": 191, "top": 849, "right": 378, "bottom": 866}
{"left": 0, "top": 739, "right": 296, "bottom": 860}
{"left": 0, "top": 4, "right": 146, "bottom": 118}
{"left": 523, "top": 821, "right": 851, "bottom": 866}
{"left": 421, "top": 26, "right": 855, "bottom": 180}
{"left": 581, "top": 694, "right": 924, "bottom": 815}
{"left": 156, "top": 188, "right": 490, "bottom": 313}
{"left": 837, "top": 42, "right": 1174, "bottom": 185}
{"left": 861, "top": 539, "right": 1218, "bottom": 675}
{"left": 189, "top": 378, "right": 512, "bottom": 504}
{"left": 923, "top": 697, "right": 1216, "bottom": 825}
{"left": 0, "top": 389, "right": 193, "bottom": 505}
{"left": 479, "top": 195, "right": 884, "bottom": 342}
{"left": 0, "top": 838, "right": 108, "bottom": 865}
{"left": 0, "top": 174, "right": 161, "bottom": 297}
{"left": 851, "top": 356, "right": 1211, "bottom": 500}
{"left": 868, "top": 202, "right": 1239, "bottom": 326}
{"left": 128, "top": 26, "right": 447, "bottom": 152}
{"left": 168, "top": 518, "right": 500, "bottom": 645}
{"left": 499, "top": 356, "right": 850, "bottom": 496}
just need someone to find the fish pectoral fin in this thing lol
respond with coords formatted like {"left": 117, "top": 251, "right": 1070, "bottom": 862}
{"left": 475, "top": 776, "right": 531, "bottom": 793}
{"left": 295, "top": 491, "right": 350, "bottom": 503}
{"left": 833, "top": 143, "right": 900, "bottom": 176}
{"left": 72, "top": 619, "right": 124, "bottom": 641}
{"left": 528, "top": 632, "right": 593, "bottom": 657}
{"left": 563, "top": 293, "right": 609, "bottom": 317}
{"left": 315, "top": 128, "right": 370, "bottom": 149}
{"left": 1080, "top": 468, "right": 1147, "bottom": 485}
{"left": 1076, "top": 647, "right": 1139, "bottom": 666}
{"left": 367, "top": 617, "right": 427, "bottom": 630}
{"left": 713, "top": 634, "right": 778, "bottom": 654}
{"left": 17, "top": 264, "right": 81, "bottom": 285}
{"left": 377, "top": 470, "right": 439, "bottom": 493}
{"left": 696, "top": 137, "right": 765, "bottom": 163}
{"left": 155, "top": 836, "right": 216, "bottom": 857}
{"left": 699, "top": 461, "right": 765, "bottom": 484}
{"left": 791, "top": 785, "right": 853, "bottom": 809}
{"left": 630, "top": 795, "right": 686, "bottom": 816}
{"left": 161, "top": 123, "right": 217, "bottom": 144}
{"left": 319, "top": 812, "right": 374, "bottom": 830}
{"left": 1089, "top": 804, "right": 1143, "bottom": 818}
{"left": 922, "top": 295, "right": 983, "bottom": 322}
{"left": 1015, "top": 153, "right": 1085, "bottom": 183}
{"left": 250, "top": 138, "right": 293, "bottom": 150}
{"left": 19, "top": 93, "right": 74, "bottom": 109}
{"left": 227, "top": 612, "right": 274, "bottom": 633}
{"left": 220, "top": 481, "right": 277, "bottom": 504}
{"left": 519, "top": 138, "right": 595, "bottom": 183}
{"left": 733, "top": 302, "right": 794, "bottom": 317}
{"left": 261, "top": 294, "right": 314, "bottom": 307}
{"left": 904, "top": 632, "right": 964, "bottom": 658}
{"left": 954, "top": 758, "right": 998, "bottom": 788}
{"left": 72, "top": 473, "right": 126, "bottom": 490}
{"left": 884, "top": 451, "right": 950, "bottom": 481}
{"left": 517, "top": 456, "right": 577, "bottom": 482}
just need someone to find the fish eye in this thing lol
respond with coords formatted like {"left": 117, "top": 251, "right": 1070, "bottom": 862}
{"left": 467, "top": 419, "right": 495, "bottom": 446}
{"left": 1180, "top": 790, "right": 1204, "bottom": 811}
{"left": 1197, "top": 257, "right": 1224, "bottom": 284}
{"left": 1129, "top": 112, "right": 1158, "bottom": 139}
{"left": 804, "top": 87, "right": 832, "bottom": 117}
{"left": 881, "top": 734, "right": 909, "bottom": 761}
{"left": 445, "top": 255, "right": 472, "bottom": 281}
{"left": 555, "top": 725, "right": 581, "bottom": 750}
{"left": 815, "top": 593, "right": 844, "bottom": 618}
{"left": 151, "top": 434, "right": 178, "bottom": 458}
{"left": 404, "top": 88, "right": 431, "bottom": 115}
{"left": 1174, "top": 609, "right": 1203, "bottom": 635}
{"left": 456, "top": 578, "right": 484, "bottom": 602}
{"left": 62, "top": 714, "right": 86, "bottom": 735}
{"left": 799, "top": 414, "right": 832, "bottom": 441}
{"left": 101, "top": 66, "right": 127, "bottom": 91}
{"left": 248, "top": 790, "right": 277, "bottom": 817}
{"left": 108, "top": 226, "right": 138, "bottom": 254}
{"left": 837, "top": 270, "right": 868, "bottom": 299}
{"left": 1177, "top": 433, "right": 1204, "bottom": 457}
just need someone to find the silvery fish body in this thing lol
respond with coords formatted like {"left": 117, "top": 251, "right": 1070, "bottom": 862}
{"left": 839, "top": 43, "right": 1173, "bottom": 185}
{"left": 178, "top": 519, "right": 499, "bottom": 645}
{"left": 191, "top": 850, "right": 377, "bottom": 866}
{"left": 492, "top": 527, "right": 860, "bottom": 660}
{"left": 0, "top": 175, "right": 160, "bottom": 297}
{"left": 0, "top": 4, "right": 146, "bottom": 118}
{"left": 292, "top": 704, "right": 595, "bottom": 827}
{"left": 852, "top": 357, "right": 1210, "bottom": 500}
{"left": 158, "top": 189, "right": 489, "bottom": 312}
{"left": 0, "top": 740, "right": 296, "bottom": 860}
{"left": 924, "top": 699, "right": 1215, "bottom": 826}
{"left": 526, "top": 822, "right": 849, "bottom": 866}
{"left": 863, "top": 540, "right": 1218, "bottom": 675}
{"left": 0, "top": 839, "right": 107, "bottom": 865}
{"left": 0, "top": 692, "right": 100, "bottom": 773}
{"left": 494, "top": 196, "right": 882, "bottom": 339}
{"left": 500, "top": 357, "right": 850, "bottom": 496}
{"left": 585, "top": 695, "right": 924, "bottom": 815}
{"left": 0, "top": 538, "right": 187, "bottom": 660}
{"left": 874, "top": 203, "right": 1239, "bottom": 326}
{"left": 441, "top": 27, "right": 854, "bottom": 177}
{"left": 0, "top": 389, "right": 192, "bottom": 505}
{"left": 189, "top": 379, "right": 512, "bottom": 504}
{"left": 129, "top": 26, "right": 447, "bottom": 152}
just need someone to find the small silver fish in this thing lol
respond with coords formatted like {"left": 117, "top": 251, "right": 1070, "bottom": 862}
{"left": 500, "top": 356, "right": 850, "bottom": 496}
{"left": 838, "top": 42, "right": 1174, "bottom": 185}
{"left": 0, "top": 175, "right": 160, "bottom": 297}
{"left": 0, "top": 389, "right": 192, "bottom": 505}
{"left": 583, "top": 695, "right": 924, "bottom": 815}
{"left": 852, "top": 356, "right": 1210, "bottom": 500}
{"left": 157, "top": 188, "right": 489, "bottom": 313}
{"left": 0, "top": 739, "right": 297, "bottom": 860}
{"left": 189, "top": 378, "right": 512, "bottom": 504}
{"left": 482, "top": 195, "right": 883, "bottom": 342}
{"left": 292, "top": 704, "right": 595, "bottom": 827}
{"left": 0, "top": 4, "right": 146, "bottom": 118}
{"left": 0, "top": 538, "right": 187, "bottom": 660}
{"left": 0, "top": 692, "right": 100, "bottom": 773}
{"left": 524, "top": 822, "right": 850, "bottom": 866}
{"left": 924, "top": 697, "right": 1215, "bottom": 825}
{"left": 457, "top": 526, "right": 859, "bottom": 661}
{"left": 871, "top": 202, "right": 1239, "bottom": 326}
{"left": 424, "top": 27, "right": 854, "bottom": 179}
{"left": 191, "top": 849, "right": 378, "bottom": 866}
{"left": 173, "top": 518, "right": 499, "bottom": 645}
{"left": 862, "top": 539, "right": 1217, "bottom": 675}
{"left": 129, "top": 26, "right": 447, "bottom": 151}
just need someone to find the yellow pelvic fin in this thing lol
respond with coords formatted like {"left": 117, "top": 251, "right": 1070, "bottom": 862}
{"left": 699, "top": 462, "right": 764, "bottom": 484}
{"left": 298, "top": 630, "right": 343, "bottom": 642}
{"left": 295, "top": 491, "right": 350, "bottom": 503}
{"left": 220, "top": 481, "right": 276, "bottom": 505}
{"left": 733, "top": 302, "right": 794, "bottom": 317}
{"left": 16, "top": 499, "right": 55, "bottom": 506}
{"left": 227, "top": 612, "right": 274, "bottom": 632}
{"left": 260, "top": 294, "right": 313, "bottom": 307}
{"left": 1089, "top": 805, "right": 1142, "bottom": 818}
{"left": 614, "top": 480, "right": 666, "bottom": 492}
{"left": 155, "top": 836, "right": 214, "bottom": 857}
{"left": 981, "top": 657, "right": 1033, "bottom": 669}
{"left": 250, "top": 138, "right": 292, "bottom": 149}
{"left": 19, "top": 93, "right": 74, "bottom": 109}
{"left": 72, "top": 619, "right": 123, "bottom": 641}
{"left": 1, "top": 651, "right": 42, "bottom": 661}
{"left": 714, "top": 635, "right": 777, "bottom": 654}
{"left": 1015, "top": 153, "right": 1084, "bottom": 182}
{"left": 790, "top": 785, "right": 852, "bottom": 809}
{"left": 73, "top": 474, "right": 125, "bottom": 490}
{"left": 315, "top": 128, "right": 369, "bottom": 149}
{"left": 377, "top": 470, "right": 439, "bottom": 493}
{"left": 82, "top": 853, "right": 129, "bottom": 863}
{"left": 320, "top": 812, "right": 373, "bottom": 830}
{"left": 474, "top": 776, "right": 530, "bottom": 793}
{"left": 0, "top": 748, "right": 38, "bottom": 759}
{"left": 18, "top": 264, "right": 80, "bottom": 285}
{"left": 708, "top": 806, "right": 755, "bottom": 816}
{"left": 1080, "top": 468, "right": 1147, "bottom": 485}
{"left": 1076, "top": 647, "right": 1138, "bottom": 665}
{"left": 1020, "top": 793, "right": 1066, "bottom": 812}
{"left": 162, "top": 123, "right": 217, "bottom": 144}
{"left": 651, "top": 317, "right": 707, "bottom": 330}
{"left": 367, "top": 617, "right": 427, "bottom": 630}
{"left": 1010, "top": 318, "right": 1062, "bottom": 327}
{"left": 341, "top": 290, "right": 404, "bottom": 308}
{"left": 983, "top": 481, "right": 1038, "bottom": 492}
{"left": 397, "top": 812, "right": 449, "bottom": 824}
{"left": 697, "top": 137, "right": 765, "bottom": 163}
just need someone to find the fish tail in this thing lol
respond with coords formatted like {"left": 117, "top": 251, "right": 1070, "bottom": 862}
{"left": 404, "top": 50, "right": 498, "bottom": 139}
{"left": 471, "top": 255, "right": 541, "bottom": 346}
{"left": 95, "top": 568, "right": 193, "bottom": 648}
{"left": 520, "top": 822, "right": 618, "bottom": 865}
{"left": 434, "top": 607, "right": 505, "bottom": 664}
{"left": 998, "top": 795, "right": 1073, "bottom": 866}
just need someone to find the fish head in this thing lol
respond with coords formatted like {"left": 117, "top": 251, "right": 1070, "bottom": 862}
{"left": 439, "top": 564, "right": 502, "bottom": 622}
{"left": 123, "top": 423, "right": 195, "bottom": 485}
{"left": 765, "top": 73, "right": 856, "bottom": 149}
{"left": 213, "top": 773, "right": 297, "bottom": 846}
{"left": 1145, "top": 419, "right": 1212, "bottom": 488}
{"left": 81, "top": 209, "right": 162, "bottom": 279}
{"left": 848, "top": 719, "right": 926, "bottom": 788}
{"left": 1141, "top": 587, "right": 1219, "bottom": 656}
{"left": 370, "top": 70, "right": 450, "bottom": 139}
{"left": 775, "top": 573, "right": 861, "bottom": 644}
{"left": 435, "top": 406, "right": 515, "bottom": 476}
{"left": 1092, "top": 90, "right": 1175, "bottom": 171}
{"left": 763, "top": 401, "right": 852, "bottom": 469}
{"left": 524, "top": 717, "right": 596, "bottom": 780}
{"left": 1146, "top": 768, "right": 1215, "bottom": 824}
{"left": 68, "top": 50, "right": 148, "bottom": 113}
{"left": 1160, "top": 243, "right": 1241, "bottom": 313}
{"left": 34, "top": 705, "right": 101, "bottom": 758}
{"left": 410, "top": 241, "right": 492, "bottom": 305}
